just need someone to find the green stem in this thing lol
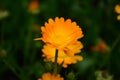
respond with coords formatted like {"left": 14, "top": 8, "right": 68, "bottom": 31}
{"left": 24, "top": 15, "right": 34, "bottom": 64}
{"left": 104, "top": 34, "right": 120, "bottom": 69}
{"left": 111, "top": 34, "right": 120, "bottom": 51}
{"left": 98, "top": 34, "right": 120, "bottom": 70}
{"left": 53, "top": 49, "right": 58, "bottom": 75}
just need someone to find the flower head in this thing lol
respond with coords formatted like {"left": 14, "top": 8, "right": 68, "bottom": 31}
{"left": 28, "top": 0, "right": 39, "bottom": 14}
{"left": 115, "top": 4, "right": 120, "bottom": 14}
{"left": 35, "top": 17, "right": 83, "bottom": 50}
{"left": 91, "top": 39, "right": 109, "bottom": 53}
{"left": 38, "top": 72, "right": 64, "bottom": 80}
{"left": 117, "top": 15, "right": 120, "bottom": 20}
{"left": 42, "top": 41, "right": 83, "bottom": 68}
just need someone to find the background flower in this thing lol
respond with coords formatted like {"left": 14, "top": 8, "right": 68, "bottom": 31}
{"left": 117, "top": 15, "right": 120, "bottom": 20}
{"left": 115, "top": 4, "right": 120, "bottom": 14}
{"left": 28, "top": 0, "right": 40, "bottom": 14}
{"left": 91, "top": 39, "right": 109, "bottom": 53}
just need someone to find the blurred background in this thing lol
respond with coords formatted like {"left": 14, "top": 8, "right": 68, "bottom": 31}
{"left": 0, "top": 0, "right": 120, "bottom": 80}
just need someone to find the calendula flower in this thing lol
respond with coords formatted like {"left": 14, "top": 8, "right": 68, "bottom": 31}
{"left": 117, "top": 15, "right": 120, "bottom": 20}
{"left": 91, "top": 39, "right": 109, "bottom": 53}
{"left": 38, "top": 72, "right": 64, "bottom": 80}
{"left": 28, "top": 0, "right": 39, "bottom": 14}
{"left": 115, "top": 4, "right": 120, "bottom": 14}
{"left": 42, "top": 41, "right": 83, "bottom": 68}
{"left": 35, "top": 17, "right": 83, "bottom": 50}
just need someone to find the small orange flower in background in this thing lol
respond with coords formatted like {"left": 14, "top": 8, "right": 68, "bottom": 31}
{"left": 38, "top": 72, "right": 64, "bottom": 80}
{"left": 34, "top": 17, "right": 83, "bottom": 50}
{"left": 115, "top": 4, "right": 120, "bottom": 14}
{"left": 117, "top": 15, "right": 120, "bottom": 20}
{"left": 91, "top": 39, "right": 109, "bottom": 53}
{"left": 115, "top": 4, "right": 120, "bottom": 20}
{"left": 42, "top": 41, "right": 83, "bottom": 68}
{"left": 28, "top": 0, "right": 40, "bottom": 14}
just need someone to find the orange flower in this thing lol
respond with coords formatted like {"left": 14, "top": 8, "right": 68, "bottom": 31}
{"left": 38, "top": 72, "right": 64, "bottom": 80}
{"left": 115, "top": 4, "right": 120, "bottom": 14}
{"left": 117, "top": 15, "right": 120, "bottom": 20}
{"left": 35, "top": 17, "right": 83, "bottom": 50}
{"left": 28, "top": 0, "right": 39, "bottom": 14}
{"left": 91, "top": 39, "right": 109, "bottom": 53}
{"left": 42, "top": 41, "right": 83, "bottom": 68}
